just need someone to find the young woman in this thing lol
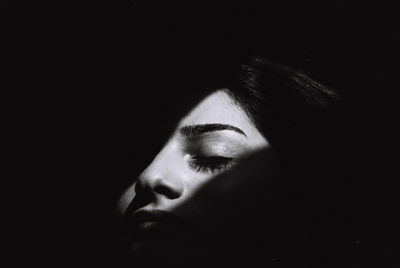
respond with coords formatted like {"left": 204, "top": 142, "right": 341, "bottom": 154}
{"left": 116, "top": 55, "right": 346, "bottom": 268}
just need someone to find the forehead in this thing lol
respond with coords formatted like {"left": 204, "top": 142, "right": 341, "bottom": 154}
{"left": 178, "top": 90, "right": 248, "bottom": 126}
{"left": 177, "top": 90, "right": 268, "bottom": 144}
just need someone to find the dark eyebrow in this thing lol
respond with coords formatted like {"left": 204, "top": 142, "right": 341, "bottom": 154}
{"left": 179, "top": 123, "right": 247, "bottom": 137}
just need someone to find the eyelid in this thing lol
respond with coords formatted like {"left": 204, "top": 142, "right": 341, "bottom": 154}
{"left": 188, "top": 155, "right": 235, "bottom": 174}
{"left": 182, "top": 131, "right": 247, "bottom": 141}
{"left": 182, "top": 137, "right": 247, "bottom": 156}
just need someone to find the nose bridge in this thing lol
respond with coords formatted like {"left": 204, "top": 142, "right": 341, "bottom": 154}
{"left": 138, "top": 141, "right": 185, "bottom": 199}
{"left": 140, "top": 144, "right": 174, "bottom": 184}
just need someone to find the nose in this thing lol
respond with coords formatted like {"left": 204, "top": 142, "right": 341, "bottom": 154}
{"left": 135, "top": 147, "right": 186, "bottom": 203}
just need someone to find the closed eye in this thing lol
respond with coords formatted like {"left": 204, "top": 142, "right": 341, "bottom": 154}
{"left": 188, "top": 156, "right": 234, "bottom": 174}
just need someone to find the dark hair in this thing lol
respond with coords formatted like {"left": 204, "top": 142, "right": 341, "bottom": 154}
{"left": 226, "top": 56, "right": 343, "bottom": 170}
{"left": 223, "top": 56, "right": 347, "bottom": 266}
{"left": 125, "top": 52, "right": 348, "bottom": 266}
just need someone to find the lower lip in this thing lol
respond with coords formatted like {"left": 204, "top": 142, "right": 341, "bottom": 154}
{"left": 136, "top": 221, "right": 163, "bottom": 229}
{"left": 122, "top": 213, "right": 193, "bottom": 242}
{"left": 125, "top": 221, "right": 172, "bottom": 239}
{"left": 125, "top": 224, "right": 176, "bottom": 255}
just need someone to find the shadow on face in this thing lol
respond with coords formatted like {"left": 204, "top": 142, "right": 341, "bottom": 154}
{"left": 116, "top": 90, "right": 295, "bottom": 267}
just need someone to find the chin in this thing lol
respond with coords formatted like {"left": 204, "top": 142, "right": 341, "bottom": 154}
{"left": 126, "top": 239, "right": 205, "bottom": 268}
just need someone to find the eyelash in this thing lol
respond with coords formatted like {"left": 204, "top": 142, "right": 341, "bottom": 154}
{"left": 188, "top": 156, "right": 234, "bottom": 174}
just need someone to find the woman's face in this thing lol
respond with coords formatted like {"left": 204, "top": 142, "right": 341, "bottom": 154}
{"left": 117, "top": 90, "right": 281, "bottom": 264}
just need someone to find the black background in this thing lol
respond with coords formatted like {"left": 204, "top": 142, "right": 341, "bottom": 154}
{"left": 4, "top": 1, "right": 398, "bottom": 267}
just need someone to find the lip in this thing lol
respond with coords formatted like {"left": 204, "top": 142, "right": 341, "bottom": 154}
{"left": 121, "top": 209, "right": 193, "bottom": 242}
{"left": 126, "top": 209, "right": 186, "bottom": 225}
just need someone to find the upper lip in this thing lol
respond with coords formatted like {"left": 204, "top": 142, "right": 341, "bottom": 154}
{"left": 130, "top": 209, "right": 180, "bottom": 224}
{"left": 122, "top": 209, "right": 193, "bottom": 230}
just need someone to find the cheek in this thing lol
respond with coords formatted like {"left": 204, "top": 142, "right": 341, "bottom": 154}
{"left": 181, "top": 170, "right": 219, "bottom": 199}
{"left": 116, "top": 181, "right": 137, "bottom": 218}
{"left": 181, "top": 154, "right": 218, "bottom": 191}
{"left": 177, "top": 148, "right": 282, "bottom": 218}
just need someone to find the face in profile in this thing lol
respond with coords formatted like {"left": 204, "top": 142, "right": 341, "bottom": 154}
{"left": 117, "top": 89, "right": 283, "bottom": 265}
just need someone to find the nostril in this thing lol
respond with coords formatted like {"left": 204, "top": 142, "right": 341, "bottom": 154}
{"left": 154, "top": 184, "right": 182, "bottom": 199}
{"left": 125, "top": 182, "right": 154, "bottom": 213}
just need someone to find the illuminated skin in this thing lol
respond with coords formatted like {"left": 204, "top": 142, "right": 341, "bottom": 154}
{"left": 117, "top": 89, "right": 269, "bottom": 217}
{"left": 116, "top": 89, "right": 279, "bottom": 265}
